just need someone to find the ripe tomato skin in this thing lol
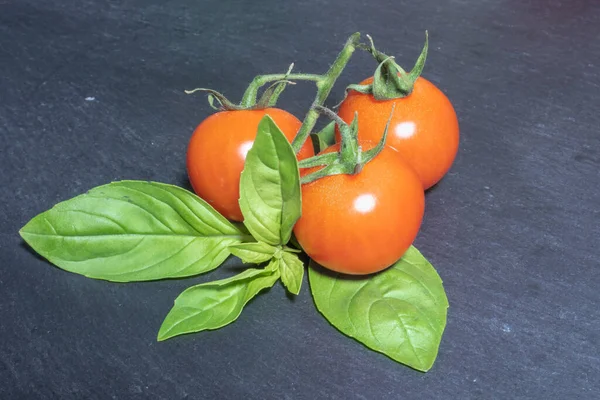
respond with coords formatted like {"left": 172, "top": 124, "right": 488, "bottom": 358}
{"left": 293, "top": 142, "right": 424, "bottom": 275}
{"left": 187, "top": 108, "right": 314, "bottom": 221}
{"left": 337, "top": 76, "right": 459, "bottom": 190}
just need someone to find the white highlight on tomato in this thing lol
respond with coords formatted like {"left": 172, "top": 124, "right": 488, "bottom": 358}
{"left": 239, "top": 141, "right": 254, "bottom": 159}
{"left": 353, "top": 194, "right": 376, "bottom": 214}
{"left": 394, "top": 121, "right": 416, "bottom": 139}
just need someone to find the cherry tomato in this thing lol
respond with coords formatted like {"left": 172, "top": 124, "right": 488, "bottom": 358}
{"left": 293, "top": 142, "right": 424, "bottom": 275}
{"left": 187, "top": 108, "right": 314, "bottom": 221}
{"left": 337, "top": 76, "right": 459, "bottom": 190}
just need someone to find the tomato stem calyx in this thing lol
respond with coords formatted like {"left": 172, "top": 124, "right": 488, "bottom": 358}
{"left": 298, "top": 105, "right": 393, "bottom": 184}
{"left": 348, "top": 31, "right": 429, "bottom": 101}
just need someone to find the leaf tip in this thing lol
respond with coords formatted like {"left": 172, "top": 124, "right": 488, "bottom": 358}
{"left": 18, "top": 224, "right": 34, "bottom": 243}
{"left": 156, "top": 325, "right": 172, "bottom": 342}
{"left": 283, "top": 280, "right": 301, "bottom": 296}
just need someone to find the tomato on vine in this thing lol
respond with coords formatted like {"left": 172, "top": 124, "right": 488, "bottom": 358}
{"left": 337, "top": 76, "right": 459, "bottom": 190}
{"left": 336, "top": 32, "right": 459, "bottom": 190}
{"left": 187, "top": 108, "right": 314, "bottom": 221}
{"left": 293, "top": 141, "right": 424, "bottom": 275}
{"left": 19, "top": 32, "right": 451, "bottom": 371}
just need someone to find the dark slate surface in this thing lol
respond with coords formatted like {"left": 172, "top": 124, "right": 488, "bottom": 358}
{"left": 2, "top": 0, "right": 599, "bottom": 398}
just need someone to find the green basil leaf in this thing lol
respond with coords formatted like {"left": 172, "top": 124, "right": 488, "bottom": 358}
{"left": 239, "top": 115, "right": 301, "bottom": 246}
{"left": 315, "top": 121, "right": 336, "bottom": 152}
{"left": 308, "top": 246, "right": 449, "bottom": 372}
{"left": 278, "top": 251, "right": 304, "bottom": 295}
{"left": 229, "top": 242, "right": 276, "bottom": 264}
{"left": 158, "top": 266, "right": 280, "bottom": 341}
{"left": 19, "top": 181, "right": 250, "bottom": 282}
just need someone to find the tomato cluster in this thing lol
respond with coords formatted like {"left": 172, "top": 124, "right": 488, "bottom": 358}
{"left": 20, "top": 33, "right": 452, "bottom": 364}
{"left": 186, "top": 39, "right": 458, "bottom": 276}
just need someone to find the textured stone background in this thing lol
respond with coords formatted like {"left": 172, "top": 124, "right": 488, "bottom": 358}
{"left": 1, "top": 0, "right": 599, "bottom": 398}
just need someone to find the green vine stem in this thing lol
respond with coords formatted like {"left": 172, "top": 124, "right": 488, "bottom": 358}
{"left": 186, "top": 64, "right": 300, "bottom": 112}
{"left": 240, "top": 33, "right": 362, "bottom": 154}
{"left": 240, "top": 72, "right": 322, "bottom": 107}
{"left": 185, "top": 88, "right": 245, "bottom": 111}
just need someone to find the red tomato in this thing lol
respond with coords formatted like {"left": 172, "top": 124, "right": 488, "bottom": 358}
{"left": 337, "top": 76, "right": 459, "bottom": 190}
{"left": 187, "top": 108, "right": 314, "bottom": 221}
{"left": 293, "top": 142, "right": 424, "bottom": 275}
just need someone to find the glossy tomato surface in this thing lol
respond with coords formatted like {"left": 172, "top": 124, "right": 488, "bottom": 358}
{"left": 293, "top": 142, "right": 425, "bottom": 275}
{"left": 337, "top": 76, "right": 459, "bottom": 190}
{"left": 187, "top": 108, "right": 314, "bottom": 221}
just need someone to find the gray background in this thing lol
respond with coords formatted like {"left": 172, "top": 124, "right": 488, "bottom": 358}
{"left": 1, "top": 0, "right": 599, "bottom": 398}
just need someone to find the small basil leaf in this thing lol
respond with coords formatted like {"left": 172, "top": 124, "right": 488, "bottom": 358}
{"left": 239, "top": 115, "right": 301, "bottom": 246}
{"left": 19, "top": 181, "right": 250, "bottom": 282}
{"left": 308, "top": 246, "right": 449, "bottom": 372}
{"left": 278, "top": 251, "right": 304, "bottom": 295}
{"left": 157, "top": 266, "right": 280, "bottom": 341}
{"left": 316, "top": 121, "right": 336, "bottom": 152}
{"left": 229, "top": 242, "right": 276, "bottom": 264}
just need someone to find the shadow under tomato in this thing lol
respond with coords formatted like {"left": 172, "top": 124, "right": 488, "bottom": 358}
{"left": 424, "top": 179, "right": 442, "bottom": 195}
{"left": 176, "top": 171, "right": 195, "bottom": 193}
{"left": 307, "top": 260, "right": 378, "bottom": 282}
